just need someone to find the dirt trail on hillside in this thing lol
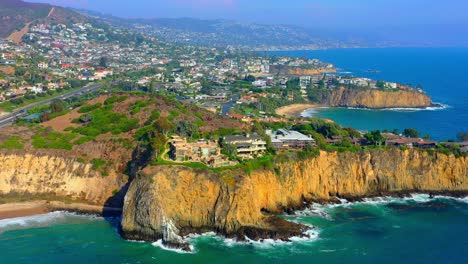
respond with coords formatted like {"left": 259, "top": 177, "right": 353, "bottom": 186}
{"left": 8, "top": 7, "right": 55, "bottom": 44}
{"left": 47, "top": 7, "right": 55, "bottom": 17}
{"left": 8, "top": 22, "right": 31, "bottom": 44}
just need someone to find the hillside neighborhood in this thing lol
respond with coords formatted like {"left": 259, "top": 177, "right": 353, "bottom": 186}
{"left": 0, "top": 2, "right": 466, "bottom": 167}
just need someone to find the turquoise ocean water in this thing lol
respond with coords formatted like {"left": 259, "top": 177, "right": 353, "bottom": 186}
{"left": 0, "top": 195, "right": 467, "bottom": 263}
{"left": 269, "top": 48, "right": 468, "bottom": 141}
{"left": 1, "top": 49, "right": 467, "bottom": 263}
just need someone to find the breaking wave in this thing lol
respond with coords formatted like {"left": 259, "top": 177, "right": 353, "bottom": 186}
{"left": 294, "top": 194, "right": 468, "bottom": 219}
{"left": 0, "top": 211, "right": 101, "bottom": 234}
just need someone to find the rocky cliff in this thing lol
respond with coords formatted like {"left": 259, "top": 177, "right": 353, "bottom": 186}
{"left": 269, "top": 65, "right": 336, "bottom": 76}
{"left": 287, "top": 67, "right": 336, "bottom": 75}
{"left": 121, "top": 149, "right": 467, "bottom": 249}
{"left": 0, "top": 151, "right": 127, "bottom": 205}
{"left": 325, "top": 87, "right": 434, "bottom": 109}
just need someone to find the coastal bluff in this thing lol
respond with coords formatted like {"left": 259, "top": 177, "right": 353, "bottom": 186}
{"left": 0, "top": 148, "right": 466, "bottom": 250}
{"left": 324, "top": 87, "right": 435, "bottom": 109}
{"left": 0, "top": 150, "right": 127, "bottom": 205}
{"left": 121, "top": 149, "right": 467, "bottom": 249}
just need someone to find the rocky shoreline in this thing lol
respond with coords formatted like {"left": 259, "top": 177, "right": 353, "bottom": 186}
{"left": 1, "top": 191, "right": 466, "bottom": 252}
{"left": 121, "top": 189, "right": 468, "bottom": 252}
{"left": 1, "top": 148, "right": 466, "bottom": 253}
{"left": 120, "top": 150, "right": 467, "bottom": 252}
{"left": 276, "top": 98, "right": 442, "bottom": 120}
{"left": 331, "top": 102, "right": 445, "bottom": 111}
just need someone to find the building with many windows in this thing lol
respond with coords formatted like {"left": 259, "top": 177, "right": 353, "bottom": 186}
{"left": 267, "top": 129, "right": 316, "bottom": 150}
{"left": 223, "top": 133, "right": 267, "bottom": 159}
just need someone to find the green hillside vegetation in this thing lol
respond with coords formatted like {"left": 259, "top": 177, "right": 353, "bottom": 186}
{"left": 0, "top": 93, "right": 245, "bottom": 157}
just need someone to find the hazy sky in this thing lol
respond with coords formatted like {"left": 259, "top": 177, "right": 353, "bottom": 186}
{"left": 27, "top": 0, "right": 468, "bottom": 45}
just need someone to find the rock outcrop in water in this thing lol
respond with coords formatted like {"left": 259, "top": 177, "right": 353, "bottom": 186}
{"left": 121, "top": 149, "right": 467, "bottom": 249}
{"left": 324, "top": 87, "right": 435, "bottom": 109}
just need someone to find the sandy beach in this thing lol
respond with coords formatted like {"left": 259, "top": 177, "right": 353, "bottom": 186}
{"left": 276, "top": 103, "right": 318, "bottom": 118}
{"left": 0, "top": 201, "right": 122, "bottom": 221}
{"left": 0, "top": 201, "right": 49, "bottom": 220}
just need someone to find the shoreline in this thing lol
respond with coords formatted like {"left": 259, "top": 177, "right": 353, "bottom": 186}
{"left": 277, "top": 102, "right": 446, "bottom": 119}
{"left": 0, "top": 191, "right": 465, "bottom": 254}
{"left": 124, "top": 190, "right": 467, "bottom": 253}
{"left": 0, "top": 201, "right": 122, "bottom": 221}
{"left": 276, "top": 103, "right": 320, "bottom": 118}
{"left": 0, "top": 201, "right": 49, "bottom": 220}
{"left": 274, "top": 103, "right": 444, "bottom": 119}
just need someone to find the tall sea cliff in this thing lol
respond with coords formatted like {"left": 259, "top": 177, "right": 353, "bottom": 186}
{"left": 121, "top": 149, "right": 467, "bottom": 248}
{"left": 323, "top": 87, "right": 434, "bottom": 109}
{"left": 0, "top": 148, "right": 466, "bottom": 250}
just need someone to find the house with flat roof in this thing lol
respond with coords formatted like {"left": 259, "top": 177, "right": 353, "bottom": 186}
{"left": 169, "top": 136, "right": 236, "bottom": 167}
{"left": 223, "top": 133, "right": 267, "bottom": 159}
{"left": 385, "top": 137, "right": 436, "bottom": 149}
{"left": 267, "top": 129, "right": 316, "bottom": 150}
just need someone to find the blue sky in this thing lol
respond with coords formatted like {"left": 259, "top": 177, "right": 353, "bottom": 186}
{"left": 27, "top": 0, "right": 468, "bottom": 46}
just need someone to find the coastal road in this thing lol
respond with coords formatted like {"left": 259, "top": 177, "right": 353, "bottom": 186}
{"left": 0, "top": 83, "right": 103, "bottom": 128}
{"left": 221, "top": 94, "right": 239, "bottom": 116}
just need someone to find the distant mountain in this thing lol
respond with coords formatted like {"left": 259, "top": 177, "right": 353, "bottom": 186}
{"left": 139, "top": 18, "right": 342, "bottom": 49}
{"left": 0, "top": 0, "right": 89, "bottom": 39}
{"left": 76, "top": 10, "right": 357, "bottom": 50}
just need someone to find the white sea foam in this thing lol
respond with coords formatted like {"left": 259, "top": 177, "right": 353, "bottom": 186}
{"left": 151, "top": 240, "right": 194, "bottom": 254}
{"left": 385, "top": 103, "right": 449, "bottom": 112}
{"left": 293, "top": 203, "right": 331, "bottom": 219}
{"left": 301, "top": 104, "right": 449, "bottom": 117}
{"left": 184, "top": 231, "right": 217, "bottom": 240}
{"left": 319, "top": 249, "right": 337, "bottom": 253}
{"left": 295, "top": 193, "right": 468, "bottom": 220}
{"left": 0, "top": 211, "right": 101, "bottom": 233}
{"left": 150, "top": 228, "right": 320, "bottom": 253}
{"left": 183, "top": 227, "right": 320, "bottom": 251}
{"left": 221, "top": 227, "right": 319, "bottom": 249}
{"left": 289, "top": 228, "right": 319, "bottom": 242}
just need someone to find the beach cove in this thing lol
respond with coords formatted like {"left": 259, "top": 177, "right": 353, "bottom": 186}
{"left": 269, "top": 48, "right": 468, "bottom": 141}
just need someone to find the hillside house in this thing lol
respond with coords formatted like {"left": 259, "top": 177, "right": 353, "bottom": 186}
{"left": 267, "top": 129, "right": 316, "bottom": 150}
{"left": 169, "top": 136, "right": 236, "bottom": 167}
{"left": 223, "top": 133, "right": 267, "bottom": 159}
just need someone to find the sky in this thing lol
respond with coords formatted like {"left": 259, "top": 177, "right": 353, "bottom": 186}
{"left": 27, "top": 0, "right": 468, "bottom": 46}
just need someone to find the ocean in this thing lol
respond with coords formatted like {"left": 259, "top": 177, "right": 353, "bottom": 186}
{"left": 0, "top": 195, "right": 467, "bottom": 263}
{"left": 269, "top": 48, "right": 468, "bottom": 141}
{"left": 1, "top": 48, "right": 467, "bottom": 263}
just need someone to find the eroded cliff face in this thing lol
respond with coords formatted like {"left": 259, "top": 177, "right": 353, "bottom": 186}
{"left": 0, "top": 151, "right": 127, "bottom": 205}
{"left": 269, "top": 65, "right": 336, "bottom": 76}
{"left": 287, "top": 67, "right": 336, "bottom": 75}
{"left": 121, "top": 149, "right": 467, "bottom": 247}
{"left": 325, "top": 87, "right": 434, "bottom": 109}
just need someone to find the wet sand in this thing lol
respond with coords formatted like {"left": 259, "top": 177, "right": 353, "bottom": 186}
{"left": 0, "top": 202, "right": 49, "bottom": 220}
{"left": 0, "top": 201, "right": 122, "bottom": 221}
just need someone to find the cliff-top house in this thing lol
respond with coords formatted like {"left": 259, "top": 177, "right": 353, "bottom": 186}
{"left": 223, "top": 133, "right": 267, "bottom": 159}
{"left": 169, "top": 136, "right": 236, "bottom": 167}
{"left": 267, "top": 129, "right": 316, "bottom": 150}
